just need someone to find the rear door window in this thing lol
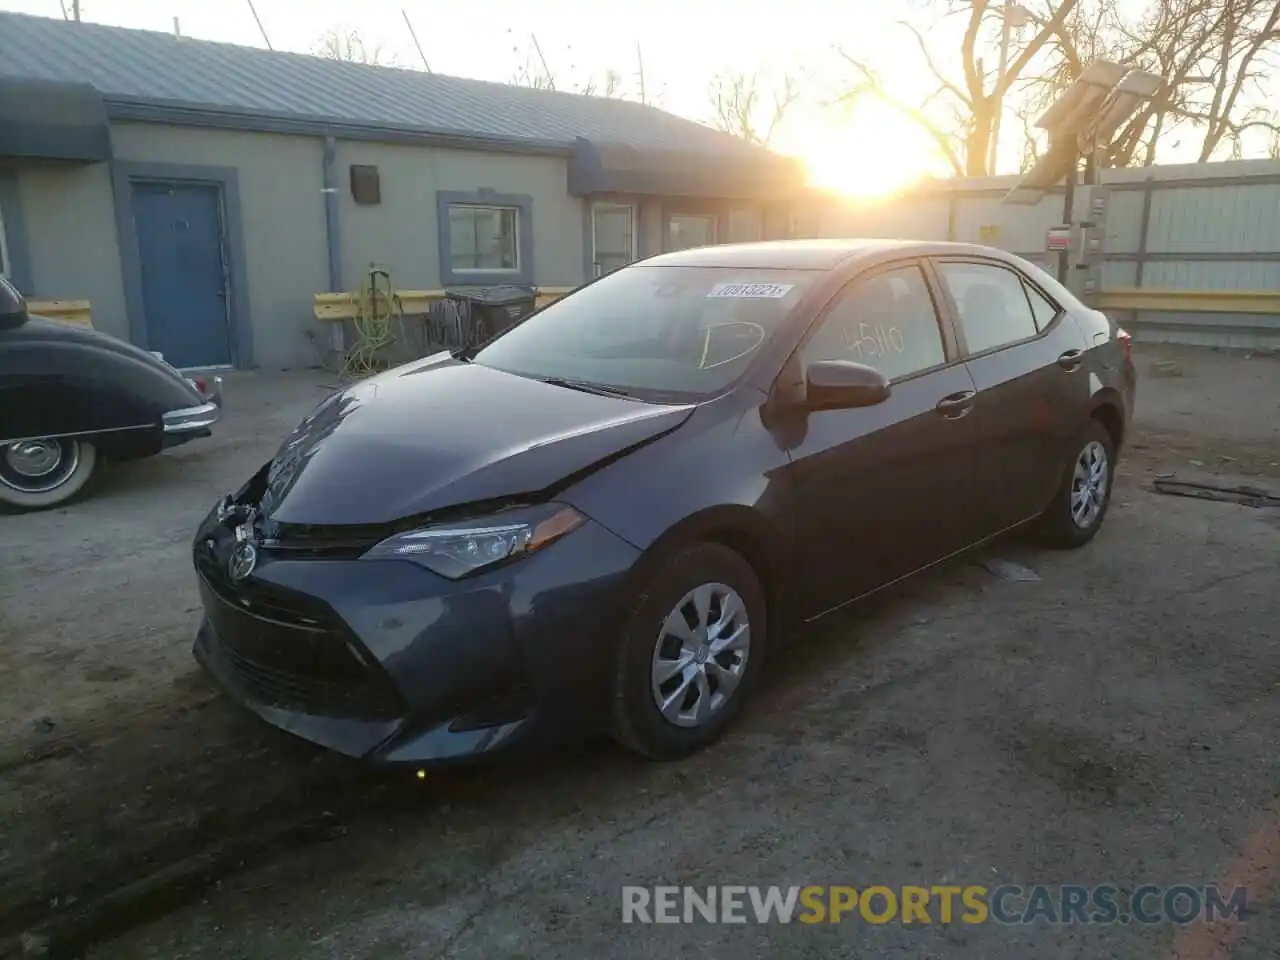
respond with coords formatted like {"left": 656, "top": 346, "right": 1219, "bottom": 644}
{"left": 1023, "top": 279, "right": 1062, "bottom": 332}
{"left": 935, "top": 261, "right": 1041, "bottom": 355}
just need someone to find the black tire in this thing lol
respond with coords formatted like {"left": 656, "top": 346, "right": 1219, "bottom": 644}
{"left": 1037, "top": 419, "right": 1116, "bottom": 549}
{"left": 610, "top": 542, "right": 768, "bottom": 761}
{"left": 0, "top": 438, "right": 100, "bottom": 512}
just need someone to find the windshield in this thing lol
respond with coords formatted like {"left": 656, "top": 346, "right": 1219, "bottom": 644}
{"left": 469, "top": 265, "right": 817, "bottom": 401}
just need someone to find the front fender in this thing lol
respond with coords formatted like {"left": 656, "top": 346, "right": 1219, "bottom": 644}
{"left": 563, "top": 399, "right": 795, "bottom": 602}
{"left": 0, "top": 336, "right": 202, "bottom": 444}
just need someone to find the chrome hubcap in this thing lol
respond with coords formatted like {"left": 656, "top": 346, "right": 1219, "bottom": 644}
{"left": 650, "top": 582, "right": 751, "bottom": 728}
{"left": 1, "top": 438, "right": 79, "bottom": 493}
{"left": 1070, "top": 440, "right": 1109, "bottom": 528}
{"left": 6, "top": 440, "right": 62, "bottom": 477}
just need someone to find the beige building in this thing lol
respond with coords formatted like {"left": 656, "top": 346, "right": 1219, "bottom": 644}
{"left": 0, "top": 12, "right": 804, "bottom": 369}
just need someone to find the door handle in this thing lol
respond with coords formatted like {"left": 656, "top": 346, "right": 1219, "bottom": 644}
{"left": 935, "top": 390, "right": 976, "bottom": 419}
{"left": 1057, "top": 349, "right": 1084, "bottom": 371}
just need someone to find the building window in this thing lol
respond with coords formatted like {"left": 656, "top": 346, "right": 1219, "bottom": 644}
{"left": 726, "top": 206, "right": 762, "bottom": 243}
{"left": 667, "top": 213, "right": 716, "bottom": 252}
{"left": 436, "top": 190, "right": 535, "bottom": 286}
{"left": 592, "top": 202, "right": 635, "bottom": 277}
{"left": 448, "top": 204, "right": 519, "bottom": 272}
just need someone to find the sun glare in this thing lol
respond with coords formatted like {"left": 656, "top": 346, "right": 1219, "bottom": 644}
{"left": 789, "top": 100, "right": 944, "bottom": 200}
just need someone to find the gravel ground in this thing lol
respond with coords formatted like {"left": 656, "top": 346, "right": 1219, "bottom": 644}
{"left": 1, "top": 343, "right": 1278, "bottom": 960}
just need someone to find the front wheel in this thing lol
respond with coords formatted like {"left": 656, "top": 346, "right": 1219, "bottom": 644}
{"left": 0, "top": 438, "right": 99, "bottom": 511}
{"left": 610, "top": 542, "right": 767, "bottom": 760}
{"left": 1037, "top": 421, "right": 1115, "bottom": 548}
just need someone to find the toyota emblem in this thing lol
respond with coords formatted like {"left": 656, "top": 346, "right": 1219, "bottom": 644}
{"left": 228, "top": 540, "right": 257, "bottom": 581}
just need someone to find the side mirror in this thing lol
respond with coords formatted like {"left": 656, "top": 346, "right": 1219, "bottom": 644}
{"left": 0, "top": 276, "right": 28, "bottom": 330}
{"left": 805, "top": 359, "right": 891, "bottom": 411}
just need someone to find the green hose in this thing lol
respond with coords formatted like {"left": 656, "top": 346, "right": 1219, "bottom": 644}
{"left": 343, "top": 265, "right": 401, "bottom": 378}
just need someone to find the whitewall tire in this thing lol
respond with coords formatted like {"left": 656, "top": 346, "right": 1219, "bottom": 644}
{"left": 0, "top": 438, "right": 99, "bottom": 511}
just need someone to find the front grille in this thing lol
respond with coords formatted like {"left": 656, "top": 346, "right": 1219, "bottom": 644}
{"left": 196, "top": 561, "right": 403, "bottom": 721}
{"left": 209, "top": 631, "right": 402, "bottom": 721}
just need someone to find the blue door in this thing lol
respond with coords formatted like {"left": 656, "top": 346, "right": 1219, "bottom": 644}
{"left": 132, "top": 181, "right": 233, "bottom": 368}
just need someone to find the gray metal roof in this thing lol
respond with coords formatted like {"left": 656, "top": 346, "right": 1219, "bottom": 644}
{"left": 0, "top": 11, "right": 770, "bottom": 160}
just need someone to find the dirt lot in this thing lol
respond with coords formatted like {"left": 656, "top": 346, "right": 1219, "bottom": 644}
{"left": 1, "top": 343, "right": 1278, "bottom": 959}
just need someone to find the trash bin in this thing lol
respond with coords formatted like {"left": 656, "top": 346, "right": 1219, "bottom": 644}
{"left": 444, "top": 284, "right": 538, "bottom": 346}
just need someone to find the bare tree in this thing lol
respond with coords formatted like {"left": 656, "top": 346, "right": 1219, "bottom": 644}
{"left": 510, "top": 58, "right": 557, "bottom": 90}
{"left": 837, "top": 0, "right": 1082, "bottom": 176}
{"left": 708, "top": 70, "right": 802, "bottom": 145}
{"left": 314, "top": 26, "right": 399, "bottom": 66}
{"left": 507, "top": 33, "right": 642, "bottom": 99}
{"left": 1017, "top": 0, "right": 1280, "bottom": 167}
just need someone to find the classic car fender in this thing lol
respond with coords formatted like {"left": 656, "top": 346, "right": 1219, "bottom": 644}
{"left": 0, "top": 316, "right": 210, "bottom": 459}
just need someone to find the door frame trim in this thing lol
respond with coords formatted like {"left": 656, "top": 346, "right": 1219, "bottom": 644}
{"left": 111, "top": 161, "right": 252, "bottom": 368}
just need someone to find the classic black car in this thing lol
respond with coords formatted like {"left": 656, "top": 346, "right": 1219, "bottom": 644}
{"left": 0, "top": 276, "right": 222, "bottom": 511}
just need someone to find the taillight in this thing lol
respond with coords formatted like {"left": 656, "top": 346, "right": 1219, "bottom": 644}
{"left": 1116, "top": 327, "right": 1132, "bottom": 363}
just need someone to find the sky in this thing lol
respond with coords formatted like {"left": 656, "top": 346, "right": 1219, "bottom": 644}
{"left": 1, "top": 0, "right": 1250, "bottom": 195}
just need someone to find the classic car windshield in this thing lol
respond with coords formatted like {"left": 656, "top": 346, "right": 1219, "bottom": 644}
{"left": 470, "top": 265, "right": 817, "bottom": 401}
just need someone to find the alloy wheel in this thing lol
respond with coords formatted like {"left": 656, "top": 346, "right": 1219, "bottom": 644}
{"left": 1070, "top": 439, "right": 1109, "bottom": 529}
{"left": 650, "top": 582, "right": 752, "bottom": 728}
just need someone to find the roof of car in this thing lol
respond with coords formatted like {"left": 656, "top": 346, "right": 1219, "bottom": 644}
{"left": 642, "top": 239, "right": 1023, "bottom": 271}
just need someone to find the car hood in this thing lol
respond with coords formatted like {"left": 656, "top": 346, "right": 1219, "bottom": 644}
{"left": 262, "top": 353, "right": 694, "bottom": 525}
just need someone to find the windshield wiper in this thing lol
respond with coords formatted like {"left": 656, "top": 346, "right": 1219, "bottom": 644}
{"left": 536, "top": 376, "right": 639, "bottom": 399}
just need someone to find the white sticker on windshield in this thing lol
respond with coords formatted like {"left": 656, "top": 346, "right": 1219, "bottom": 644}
{"left": 706, "top": 281, "right": 794, "bottom": 299}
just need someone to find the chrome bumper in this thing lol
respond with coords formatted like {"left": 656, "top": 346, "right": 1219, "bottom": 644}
{"left": 204, "top": 375, "right": 224, "bottom": 409}
{"left": 165, "top": 376, "right": 224, "bottom": 434}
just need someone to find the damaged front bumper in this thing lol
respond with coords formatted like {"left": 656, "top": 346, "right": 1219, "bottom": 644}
{"left": 190, "top": 495, "right": 643, "bottom": 767}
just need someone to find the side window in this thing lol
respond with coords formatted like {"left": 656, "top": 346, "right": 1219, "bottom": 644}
{"left": 936, "top": 261, "right": 1039, "bottom": 355}
{"left": 802, "top": 264, "right": 947, "bottom": 381}
{"left": 1022, "top": 279, "right": 1061, "bottom": 332}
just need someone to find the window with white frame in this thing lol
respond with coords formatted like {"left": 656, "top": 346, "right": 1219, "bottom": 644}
{"left": 447, "top": 204, "right": 520, "bottom": 273}
{"left": 591, "top": 202, "right": 635, "bottom": 277}
{"left": 666, "top": 213, "right": 716, "bottom": 252}
{"left": 727, "top": 206, "right": 762, "bottom": 243}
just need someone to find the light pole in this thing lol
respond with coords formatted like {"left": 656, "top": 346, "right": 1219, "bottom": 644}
{"left": 989, "top": 1, "right": 1031, "bottom": 175}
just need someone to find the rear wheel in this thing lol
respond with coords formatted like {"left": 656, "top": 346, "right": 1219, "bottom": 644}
{"left": 610, "top": 542, "right": 767, "bottom": 760}
{"left": 0, "top": 438, "right": 99, "bottom": 511}
{"left": 1037, "top": 420, "right": 1115, "bottom": 548}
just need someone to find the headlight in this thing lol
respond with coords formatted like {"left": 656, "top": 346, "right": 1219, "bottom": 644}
{"left": 362, "top": 505, "right": 586, "bottom": 579}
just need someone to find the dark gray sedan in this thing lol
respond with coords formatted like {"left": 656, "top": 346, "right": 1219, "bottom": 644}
{"left": 192, "top": 240, "right": 1136, "bottom": 766}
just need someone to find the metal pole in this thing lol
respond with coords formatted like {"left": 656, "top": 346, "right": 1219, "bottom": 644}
{"left": 402, "top": 9, "right": 432, "bottom": 71}
{"left": 636, "top": 43, "right": 647, "bottom": 104}
{"left": 531, "top": 34, "right": 555, "bottom": 90}
{"left": 247, "top": 0, "right": 273, "bottom": 50}
{"left": 1058, "top": 142, "right": 1077, "bottom": 285}
{"left": 71, "top": 0, "right": 81, "bottom": 21}
{"left": 989, "top": 0, "right": 1012, "bottom": 175}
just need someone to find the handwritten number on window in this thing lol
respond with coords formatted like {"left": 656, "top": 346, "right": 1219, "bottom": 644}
{"left": 845, "top": 322, "right": 905, "bottom": 359}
